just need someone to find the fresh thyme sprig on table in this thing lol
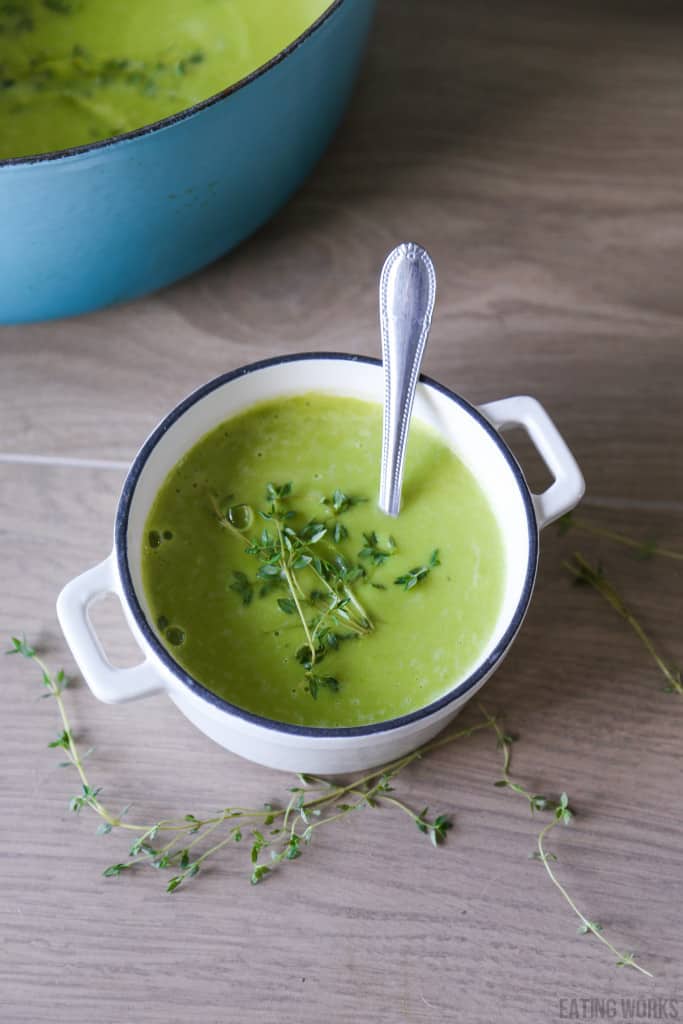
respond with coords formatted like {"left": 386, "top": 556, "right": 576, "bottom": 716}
{"left": 8, "top": 638, "right": 650, "bottom": 975}
{"left": 559, "top": 513, "right": 683, "bottom": 563}
{"left": 6, "top": 634, "right": 474, "bottom": 890}
{"left": 564, "top": 552, "right": 682, "bottom": 695}
{"left": 489, "top": 713, "right": 652, "bottom": 977}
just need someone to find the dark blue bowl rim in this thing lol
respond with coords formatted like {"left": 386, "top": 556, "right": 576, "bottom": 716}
{"left": 0, "top": 0, "right": 347, "bottom": 168}
{"left": 115, "top": 352, "right": 539, "bottom": 738}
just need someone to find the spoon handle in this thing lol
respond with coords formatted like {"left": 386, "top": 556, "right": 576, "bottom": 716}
{"left": 378, "top": 242, "right": 437, "bottom": 517}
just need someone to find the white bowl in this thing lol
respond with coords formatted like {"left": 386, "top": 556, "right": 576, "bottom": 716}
{"left": 56, "top": 354, "right": 584, "bottom": 773}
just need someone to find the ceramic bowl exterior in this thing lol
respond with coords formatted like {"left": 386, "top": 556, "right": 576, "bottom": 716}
{"left": 57, "top": 354, "right": 585, "bottom": 773}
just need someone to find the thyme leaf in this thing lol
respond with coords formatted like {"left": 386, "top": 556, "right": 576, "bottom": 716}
{"left": 394, "top": 549, "right": 441, "bottom": 591}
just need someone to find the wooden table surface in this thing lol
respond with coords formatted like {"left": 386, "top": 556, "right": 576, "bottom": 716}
{"left": 2, "top": 2, "right": 682, "bottom": 1021}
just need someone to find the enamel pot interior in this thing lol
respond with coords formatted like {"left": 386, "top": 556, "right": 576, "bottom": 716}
{"left": 0, "top": 0, "right": 349, "bottom": 168}
{"left": 116, "top": 354, "right": 538, "bottom": 735}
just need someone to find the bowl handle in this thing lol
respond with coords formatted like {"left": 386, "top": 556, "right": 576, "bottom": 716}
{"left": 478, "top": 396, "right": 585, "bottom": 530}
{"left": 56, "top": 555, "right": 166, "bottom": 704}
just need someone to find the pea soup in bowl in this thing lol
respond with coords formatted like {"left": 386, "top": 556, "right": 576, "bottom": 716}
{"left": 57, "top": 354, "right": 584, "bottom": 773}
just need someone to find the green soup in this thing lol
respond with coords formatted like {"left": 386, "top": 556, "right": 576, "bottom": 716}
{"left": 141, "top": 394, "right": 506, "bottom": 728}
{"left": 0, "top": 0, "right": 330, "bottom": 160}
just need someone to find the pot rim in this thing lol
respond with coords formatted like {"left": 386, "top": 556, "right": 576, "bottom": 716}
{"left": 0, "top": 0, "right": 346, "bottom": 170}
{"left": 115, "top": 352, "right": 539, "bottom": 739}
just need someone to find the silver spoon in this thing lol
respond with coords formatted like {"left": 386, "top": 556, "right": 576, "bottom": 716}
{"left": 378, "top": 241, "right": 437, "bottom": 517}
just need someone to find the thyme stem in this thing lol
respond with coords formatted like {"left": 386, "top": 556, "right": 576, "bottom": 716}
{"left": 487, "top": 709, "right": 652, "bottom": 977}
{"left": 274, "top": 518, "right": 316, "bottom": 666}
{"left": 31, "top": 652, "right": 127, "bottom": 828}
{"left": 535, "top": 821, "right": 653, "bottom": 978}
{"left": 565, "top": 553, "right": 682, "bottom": 694}
{"left": 568, "top": 517, "right": 683, "bottom": 562}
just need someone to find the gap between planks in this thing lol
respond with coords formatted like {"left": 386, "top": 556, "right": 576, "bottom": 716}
{"left": 0, "top": 452, "right": 681, "bottom": 514}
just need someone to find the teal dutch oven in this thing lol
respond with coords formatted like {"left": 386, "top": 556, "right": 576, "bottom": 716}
{"left": 0, "top": 0, "right": 375, "bottom": 325}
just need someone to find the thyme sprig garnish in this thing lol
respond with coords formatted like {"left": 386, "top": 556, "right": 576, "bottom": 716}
{"left": 211, "top": 484, "right": 446, "bottom": 695}
{"left": 215, "top": 483, "right": 379, "bottom": 698}
{"left": 565, "top": 553, "right": 682, "bottom": 695}
{"left": 9, "top": 638, "right": 650, "bottom": 974}
{"left": 394, "top": 549, "right": 441, "bottom": 591}
{"left": 320, "top": 487, "right": 366, "bottom": 515}
{"left": 359, "top": 531, "right": 397, "bottom": 567}
{"left": 320, "top": 487, "right": 366, "bottom": 542}
{"left": 489, "top": 712, "right": 652, "bottom": 977}
{"left": 559, "top": 513, "right": 683, "bottom": 562}
{"left": 229, "top": 570, "right": 253, "bottom": 605}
